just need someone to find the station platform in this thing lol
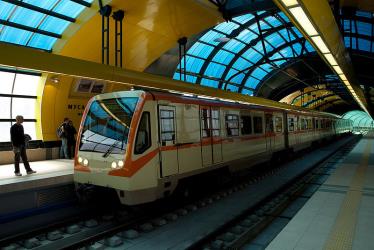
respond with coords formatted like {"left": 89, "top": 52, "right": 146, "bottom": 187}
{"left": 266, "top": 133, "right": 374, "bottom": 250}
{"left": 0, "top": 159, "right": 73, "bottom": 195}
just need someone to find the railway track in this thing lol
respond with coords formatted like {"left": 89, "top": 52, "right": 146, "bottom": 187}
{"left": 0, "top": 135, "right": 358, "bottom": 250}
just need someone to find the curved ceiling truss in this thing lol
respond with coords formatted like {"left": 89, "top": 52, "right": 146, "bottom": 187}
{"left": 173, "top": 10, "right": 315, "bottom": 96}
{"left": 342, "top": 110, "right": 374, "bottom": 128}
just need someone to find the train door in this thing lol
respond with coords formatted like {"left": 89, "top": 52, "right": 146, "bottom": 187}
{"left": 158, "top": 105, "right": 178, "bottom": 177}
{"left": 211, "top": 108, "right": 223, "bottom": 163}
{"left": 200, "top": 107, "right": 222, "bottom": 166}
{"left": 265, "top": 113, "right": 274, "bottom": 151}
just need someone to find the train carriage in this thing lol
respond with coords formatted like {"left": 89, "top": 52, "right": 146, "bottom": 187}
{"left": 74, "top": 90, "right": 351, "bottom": 205}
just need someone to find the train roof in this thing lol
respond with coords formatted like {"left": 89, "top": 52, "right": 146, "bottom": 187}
{"left": 92, "top": 89, "right": 341, "bottom": 119}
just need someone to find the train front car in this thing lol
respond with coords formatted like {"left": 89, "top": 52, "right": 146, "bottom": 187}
{"left": 74, "top": 90, "right": 158, "bottom": 205}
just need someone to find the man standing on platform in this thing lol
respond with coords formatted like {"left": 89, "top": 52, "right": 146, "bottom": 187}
{"left": 10, "top": 115, "right": 36, "bottom": 176}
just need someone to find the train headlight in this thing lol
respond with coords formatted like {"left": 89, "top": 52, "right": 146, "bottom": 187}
{"left": 78, "top": 156, "right": 83, "bottom": 163}
{"left": 83, "top": 159, "right": 89, "bottom": 166}
{"left": 111, "top": 162, "right": 117, "bottom": 169}
{"left": 118, "top": 160, "right": 124, "bottom": 167}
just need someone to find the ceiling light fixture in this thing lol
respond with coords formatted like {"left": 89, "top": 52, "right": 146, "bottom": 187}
{"left": 278, "top": 0, "right": 369, "bottom": 114}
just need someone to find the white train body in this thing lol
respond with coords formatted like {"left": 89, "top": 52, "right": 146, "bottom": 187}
{"left": 74, "top": 90, "right": 352, "bottom": 205}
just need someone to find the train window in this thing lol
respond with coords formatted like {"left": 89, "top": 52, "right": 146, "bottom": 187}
{"left": 307, "top": 119, "right": 312, "bottom": 130}
{"left": 288, "top": 117, "right": 294, "bottom": 132}
{"left": 160, "top": 110, "right": 175, "bottom": 141}
{"left": 201, "top": 108, "right": 211, "bottom": 138}
{"left": 135, "top": 112, "right": 151, "bottom": 154}
{"left": 211, "top": 109, "right": 220, "bottom": 137}
{"left": 275, "top": 117, "right": 283, "bottom": 133}
{"left": 225, "top": 114, "right": 239, "bottom": 136}
{"left": 253, "top": 116, "right": 263, "bottom": 134}
{"left": 265, "top": 114, "right": 273, "bottom": 132}
{"left": 241, "top": 115, "right": 252, "bottom": 135}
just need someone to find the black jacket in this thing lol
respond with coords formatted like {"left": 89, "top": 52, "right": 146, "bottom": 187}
{"left": 10, "top": 123, "right": 25, "bottom": 147}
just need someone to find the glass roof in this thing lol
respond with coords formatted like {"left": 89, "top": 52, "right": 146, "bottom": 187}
{"left": 342, "top": 110, "right": 374, "bottom": 128}
{"left": 0, "top": 0, "right": 93, "bottom": 51}
{"left": 173, "top": 11, "right": 315, "bottom": 95}
{"left": 342, "top": 10, "right": 374, "bottom": 52}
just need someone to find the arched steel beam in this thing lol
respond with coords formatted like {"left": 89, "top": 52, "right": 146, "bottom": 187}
{"left": 221, "top": 38, "right": 307, "bottom": 91}
{"left": 216, "top": 11, "right": 303, "bottom": 89}
{"left": 303, "top": 94, "right": 339, "bottom": 108}
{"left": 313, "top": 99, "right": 343, "bottom": 110}
{"left": 195, "top": 11, "right": 271, "bottom": 84}
{"left": 291, "top": 87, "right": 330, "bottom": 104}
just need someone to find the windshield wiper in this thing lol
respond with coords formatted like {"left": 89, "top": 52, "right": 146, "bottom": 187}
{"left": 102, "top": 140, "right": 120, "bottom": 158}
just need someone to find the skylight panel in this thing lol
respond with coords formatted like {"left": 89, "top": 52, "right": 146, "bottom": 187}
{"left": 236, "top": 29, "right": 256, "bottom": 43}
{"left": 226, "top": 68, "right": 239, "bottom": 79}
{"left": 201, "top": 78, "right": 219, "bottom": 88}
{"left": 232, "top": 14, "right": 254, "bottom": 24}
{"left": 242, "top": 49, "right": 262, "bottom": 63}
{"left": 251, "top": 67, "right": 268, "bottom": 80}
{"left": 39, "top": 16, "right": 69, "bottom": 35}
{"left": 265, "top": 32, "right": 286, "bottom": 47}
{"left": 10, "top": 6, "right": 45, "bottom": 28}
{"left": 199, "top": 30, "right": 221, "bottom": 45}
{"left": 222, "top": 39, "right": 246, "bottom": 53}
{"left": 0, "top": 26, "right": 32, "bottom": 45}
{"left": 54, "top": 0, "right": 85, "bottom": 19}
{"left": 28, "top": 33, "right": 57, "bottom": 50}
{"left": 264, "top": 16, "right": 282, "bottom": 27}
{"left": 188, "top": 42, "right": 214, "bottom": 59}
{"left": 244, "top": 77, "right": 260, "bottom": 89}
{"left": 241, "top": 89, "right": 253, "bottom": 95}
{"left": 214, "top": 21, "right": 240, "bottom": 34}
{"left": 0, "top": 2, "right": 15, "bottom": 20}
{"left": 204, "top": 62, "right": 226, "bottom": 78}
{"left": 356, "top": 21, "right": 371, "bottom": 36}
{"left": 23, "top": 0, "right": 58, "bottom": 10}
{"left": 184, "top": 55, "right": 205, "bottom": 73}
{"left": 358, "top": 38, "right": 371, "bottom": 52}
{"left": 229, "top": 73, "right": 245, "bottom": 84}
{"left": 226, "top": 84, "right": 239, "bottom": 92}
{"left": 212, "top": 50, "right": 235, "bottom": 65}
{"left": 232, "top": 57, "right": 251, "bottom": 71}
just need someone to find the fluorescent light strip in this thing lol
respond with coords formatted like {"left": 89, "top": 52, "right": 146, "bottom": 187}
{"left": 311, "top": 36, "right": 330, "bottom": 53}
{"left": 281, "top": 0, "right": 299, "bottom": 6}
{"left": 283, "top": 2, "right": 369, "bottom": 115}
{"left": 289, "top": 7, "right": 318, "bottom": 36}
{"left": 323, "top": 53, "right": 338, "bottom": 66}
{"left": 339, "top": 74, "right": 347, "bottom": 81}
{"left": 333, "top": 65, "right": 343, "bottom": 74}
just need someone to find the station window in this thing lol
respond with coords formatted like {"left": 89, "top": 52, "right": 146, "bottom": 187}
{"left": 135, "top": 112, "right": 151, "bottom": 154}
{"left": 275, "top": 117, "right": 283, "bottom": 133}
{"left": 240, "top": 115, "right": 252, "bottom": 135}
{"left": 253, "top": 116, "right": 263, "bottom": 134}
{"left": 0, "top": 70, "right": 40, "bottom": 142}
{"left": 160, "top": 110, "right": 175, "bottom": 142}
{"left": 225, "top": 114, "right": 239, "bottom": 136}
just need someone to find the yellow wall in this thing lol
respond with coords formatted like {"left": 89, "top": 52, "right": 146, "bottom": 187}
{"left": 59, "top": 0, "right": 222, "bottom": 71}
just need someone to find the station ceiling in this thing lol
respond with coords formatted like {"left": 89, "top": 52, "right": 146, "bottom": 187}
{"left": 0, "top": 0, "right": 374, "bottom": 116}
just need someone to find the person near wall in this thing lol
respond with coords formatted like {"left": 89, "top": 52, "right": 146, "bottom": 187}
{"left": 58, "top": 117, "right": 70, "bottom": 159}
{"left": 66, "top": 120, "right": 77, "bottom": 159}
{"left": 10, "top": 115, "right": 36, "bottom": 176}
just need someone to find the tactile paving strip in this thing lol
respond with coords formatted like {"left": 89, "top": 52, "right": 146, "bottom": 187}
{"left": 324, "top": 140, "right": 371, "bottom": 250}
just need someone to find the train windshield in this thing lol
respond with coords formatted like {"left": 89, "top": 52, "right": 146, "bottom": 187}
{"left": 79, "top": 97, "right": 139, "bottom": 155}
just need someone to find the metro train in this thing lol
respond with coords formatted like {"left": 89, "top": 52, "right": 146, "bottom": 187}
{"left": 74, "top": 90, "right": 352, "bottom": 205}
